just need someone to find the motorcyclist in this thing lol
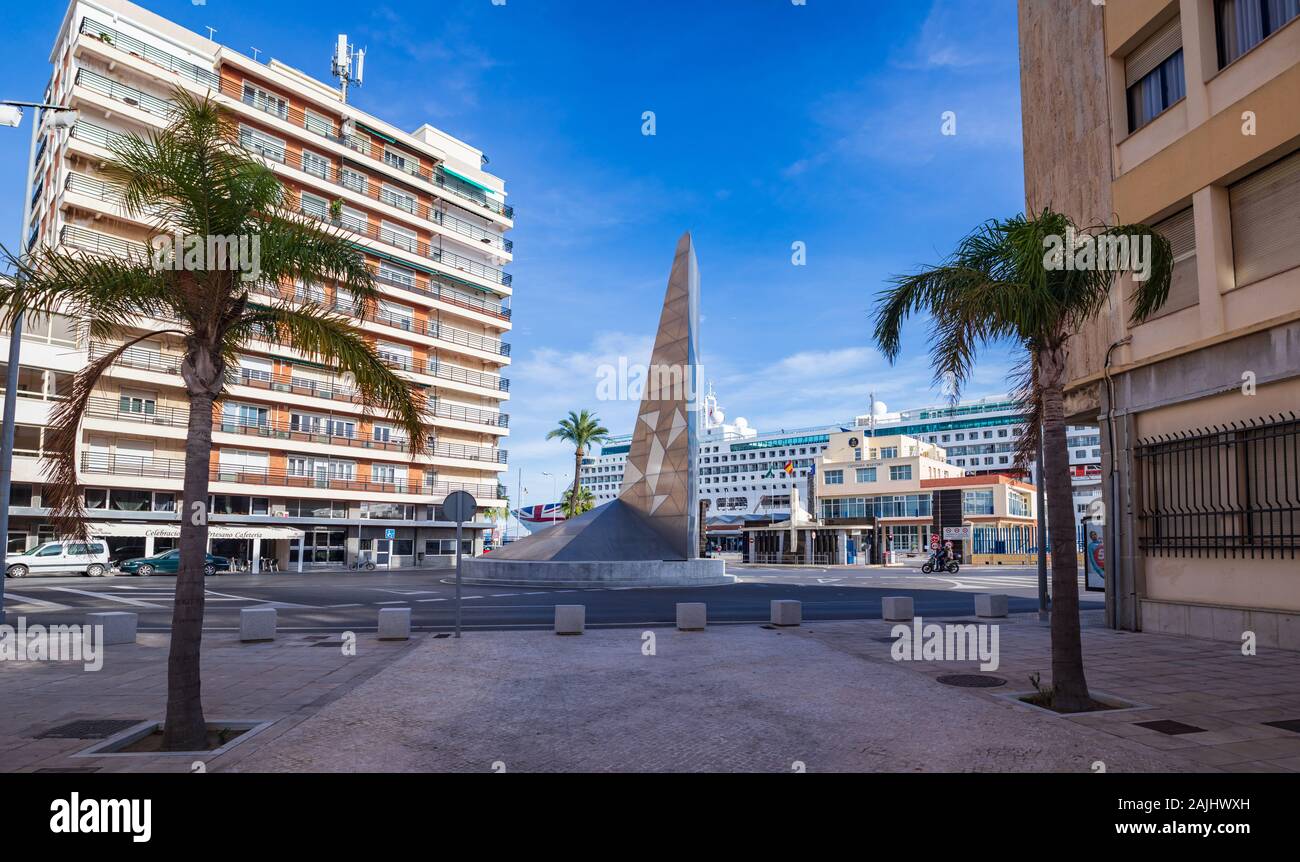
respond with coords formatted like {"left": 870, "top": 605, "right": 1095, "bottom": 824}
{"left": 934, "top": 540, "right": 953, "bottom": 569}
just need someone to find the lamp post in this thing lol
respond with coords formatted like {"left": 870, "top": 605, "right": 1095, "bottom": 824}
{"left": 0, "top": 100, "right": 78, "bottom": 615}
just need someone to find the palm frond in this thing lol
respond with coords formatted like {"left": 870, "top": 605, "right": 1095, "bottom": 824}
{"left": 0, "top": 244, "right": 175, "bottom": 339}
{"left": 228, "top": 302, "right": 426, "bottom": 454}
{"left": 42, "top": 329, "right": 186, "bottom": 540}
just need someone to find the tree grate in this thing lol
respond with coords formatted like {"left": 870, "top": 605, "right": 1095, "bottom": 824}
{"left": 936, "top": 674, "right": 1007, "bottom": 688}
{"left": 36, "top": 719, "right": 145, "bottom": 739}
{"left": 1135, "top": 719, "right": 1205, "bottom": 735}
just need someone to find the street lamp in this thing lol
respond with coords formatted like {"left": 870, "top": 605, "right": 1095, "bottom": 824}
{"left": 1, "top": 100, "right": 78, "bottom": 614}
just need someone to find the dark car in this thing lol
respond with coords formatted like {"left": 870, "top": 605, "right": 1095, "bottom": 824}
{"left": 109, "top": 545, "right": 146, "bottom": 566}
{"left": 118, "top": 549, "right": 230, "bottom": 577}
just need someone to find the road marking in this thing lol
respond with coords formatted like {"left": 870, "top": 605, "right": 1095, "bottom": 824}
{"left": 48, "top": 587, "right": 165, "bottom": 608}
{"left": 2, "top": 592, "right": 72, "bottom": 611}
{"left": 327, "top": 603, "right": 362, "bottom": 608}
{"left": 417, "top": 598, "right": 446, "bottom": 602}
{"left": 376, "top": 600, "right": 407, "bottom": 605}
{"left": 489, "top": 593, "right": 518, "bottom": 597}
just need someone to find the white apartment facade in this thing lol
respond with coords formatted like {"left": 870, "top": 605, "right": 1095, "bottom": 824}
{"left": 580, "top": 392, "right": 1100, "bottom": 526}
{"left": 5, "top": 0, "right": 512, "bottom": 569}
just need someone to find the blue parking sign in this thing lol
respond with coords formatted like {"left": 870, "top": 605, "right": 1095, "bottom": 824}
{"left": 384, "top": 528, "right": 396, "bottom": 539}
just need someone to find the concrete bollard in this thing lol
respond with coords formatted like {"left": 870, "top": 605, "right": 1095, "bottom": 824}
{"left": 240, "top": 607, "right": 277, "bottom": 642}
{"left": 554, "top": 604, "right": 585, "bottom": 635}
{"left": 882, "top": 596, "right": 914, "bottom": 621}
{"left": 676, "top": 602, "right": 707, "bottom": 631}
{"left": 87, "top": 612, "right": 137, "bottom": 645}
{"left": 770, "top": 600, "right": 801, "bottom": 627}
{"left": 975, "top": 593, "right": 1009, "bottom": 618}
{"left": 377, "top": 607, "right": 411, "bottom": 640}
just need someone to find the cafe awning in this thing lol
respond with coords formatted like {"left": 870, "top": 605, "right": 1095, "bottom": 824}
{"left": 85, "top": 523, "right": 305, "bottom": 540}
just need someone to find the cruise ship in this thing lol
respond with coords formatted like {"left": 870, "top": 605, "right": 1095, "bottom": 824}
{"left": 579, "top": 388, "right": 1102, "bottom": 525}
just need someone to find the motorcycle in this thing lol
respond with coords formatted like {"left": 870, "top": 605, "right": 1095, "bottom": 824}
{"left": 921, "top": 553, "right": 960, "bottom": 574}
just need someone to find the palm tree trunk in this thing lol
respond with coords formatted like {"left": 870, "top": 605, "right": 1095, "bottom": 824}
{"left": 1039, "top": 346, "right": 1091, "bottom": 711}
{"left": 570, "top": 448, "right": 584, "bottom": 517}
{"left": 161, "top": 387, "right": 215, "bottom": 750}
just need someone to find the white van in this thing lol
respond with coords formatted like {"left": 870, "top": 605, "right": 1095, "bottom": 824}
{"left": 4, "top": 541, "right": 112, "bottom": 578}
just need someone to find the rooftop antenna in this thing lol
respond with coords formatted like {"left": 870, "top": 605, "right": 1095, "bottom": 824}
{"left": 205, "top": 26, "right": 217, "bottom": 41}
{"left": 331, "top": 34, "right": 366, "bottom": 103}
{"left": 250, "top": 47, "right": 262, "bottom": 62}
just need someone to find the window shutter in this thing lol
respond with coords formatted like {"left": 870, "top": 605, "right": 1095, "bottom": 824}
{"left": 1126, "top": 17, "right": 1183, "bottom": 86}
{"left": 1230, "top": 150, "right": 1300, "bottom": 287}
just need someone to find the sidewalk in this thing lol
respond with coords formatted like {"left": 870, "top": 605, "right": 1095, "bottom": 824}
{"left": 2, "top": 613, "right": 1297, "bottom": 772}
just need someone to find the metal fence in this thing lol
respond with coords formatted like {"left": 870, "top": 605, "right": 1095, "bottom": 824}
{"left": 1135, "top": 412, "right": 1299, "bottom": 559}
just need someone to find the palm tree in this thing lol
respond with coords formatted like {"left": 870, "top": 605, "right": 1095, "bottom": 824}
{"left": 546, "top": 409, "right": 608, "bottom": 517}
{"left": 561, "top": 485, "right": 596, "bottom": 517}
{"left": 0, "top": 89, "right": 425, "bottom": 749}
{"left": 872, "top": 208, "right": 1172, "bottom": 712}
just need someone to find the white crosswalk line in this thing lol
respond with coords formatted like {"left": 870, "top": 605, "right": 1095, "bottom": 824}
{"left": 2, "top": 592, "right": 72, "bottom": 611}
{"left": 48, "top": 587, "right": 165, "bottom": 608}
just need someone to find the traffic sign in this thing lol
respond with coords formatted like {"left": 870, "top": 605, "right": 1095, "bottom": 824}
{"left": 444, "top": 490, "right": 477, "bottom": 524}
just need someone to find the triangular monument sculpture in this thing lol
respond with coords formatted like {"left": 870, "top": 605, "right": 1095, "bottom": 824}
{"left": 618, "top": 231, "right": 700, "bottom": 559}
{"left": 461, "top": 232, "right": 729, "bottom": 586}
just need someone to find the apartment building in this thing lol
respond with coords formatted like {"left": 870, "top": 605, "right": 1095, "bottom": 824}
{"left": 4, "top": 0, "right": 512, "bottom": 569}
{"left": 1019, "top": 0, "right": 1299, "bottom": 645}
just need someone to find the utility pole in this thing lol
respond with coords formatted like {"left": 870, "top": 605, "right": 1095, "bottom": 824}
{"left": 0, "top": 100, "right": 78, "bottom": 616}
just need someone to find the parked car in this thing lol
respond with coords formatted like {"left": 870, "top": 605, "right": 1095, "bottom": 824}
{"left": 4, "top": 541, "right": 112, "bottom": 578}
{"left": 109, "top": 544, "right": 146, "bottom": 566}
{"left": 117, "top": 549, "right": 230, "bottom": 577}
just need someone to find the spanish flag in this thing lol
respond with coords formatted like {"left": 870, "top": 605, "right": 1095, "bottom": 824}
{"left": 783, "top": 461, "right": 795, "bottom": 476}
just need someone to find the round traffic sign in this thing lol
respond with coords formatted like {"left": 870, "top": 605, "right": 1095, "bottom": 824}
{"left": 443, "top": 490, "right": 477, "bottom": 524}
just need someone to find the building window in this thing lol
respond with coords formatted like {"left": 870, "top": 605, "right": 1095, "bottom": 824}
{"left": 241, "top": 83, "right": 287, "bottom": 120}
{"left": 824, "top": 470, "right": 844, "bottom": 485}
{"left": 1125, "top": 18, "right": 1185, "bottom": 132}
{"left": 1009, "top": 490, "right": 1032, "bottom": 518}
{"left": 880, "top": 447, "right": 898, "bottom": 459}
{"left": 856, "top": 467, "right": 877, "bottom": 483}
{"left": 341, "top": 168, "right": 368, "bottom": 195}
{"left": 301, "top": 150, "right": 330, "bottom": 180}
{"left": 304, "top": 109, "right": 334, "bottom": 138}
{"left": 1229, "top": 150, "right": 1300, "bottom": 287}
{"left": 963, "top": 490, "right": 995, "bottom": 516}
{"left": 889, "top": 465, "right": 912, "bottom": 481}
{"left": 238, "top": 125, "right": 286, "bottom": 163}
{"left": 1216, "top": 0, "right": 1300, "bottom": 67}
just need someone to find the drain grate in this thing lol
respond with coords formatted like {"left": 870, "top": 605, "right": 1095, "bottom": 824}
{"left": 1135, "top": 719, "right": 1205, "bottom": 735}
{"left": 1263, "top": 718, "right": 1300, "bottom": 734}
{"left": 433, "top": 633, "right": 451, "bottom": 639}
{"left": 36, "top": 719, "right": 144, "bottom": 740}
{"left": 936, "top": 674, "right": 1006, "bottom": 688}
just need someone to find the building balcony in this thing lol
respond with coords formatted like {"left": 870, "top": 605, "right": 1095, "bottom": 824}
{"left": 82, "top": 395, "right": 508, "bottom": 464}
{"left": 292, "top": 197, "right": 511, "bottom": 287}
{"left": 80, "top": 451, "right": 499, "bottom": 500}
{"left": 213, "top": 75, "right": 515, "bottom": 222}
{"left": 79, "top": 18, "right": 219, "bottom": 89}
{"left": 77, "top": 18, "right": 514, "bottom": 224}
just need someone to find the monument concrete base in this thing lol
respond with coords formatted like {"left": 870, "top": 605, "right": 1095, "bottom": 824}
{"left": 460, "top": 557, "right": 732, "bottom": 588}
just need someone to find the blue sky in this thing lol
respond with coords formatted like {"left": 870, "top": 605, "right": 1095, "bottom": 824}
{"left": 0, "top": 0, "right": 1027, "bottom": 518}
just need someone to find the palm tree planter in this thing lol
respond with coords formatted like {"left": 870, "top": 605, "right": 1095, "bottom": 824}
{"left": 1, "top": 89, "right": 426, "bottom": 749}
{"left": 872, "top": 209, "right": 1172, "bottom": 713}
{"left": 546, "top": 410, "right": 608, "bottom": 518}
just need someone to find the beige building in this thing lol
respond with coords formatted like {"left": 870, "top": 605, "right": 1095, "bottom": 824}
{"left": 5, "top": 0, "right": 512, "bottom": 570}
{"left": 742, "top": 432, "right": 1037, "bottom": 565}
{"left": 1019, "top": 0, "right": 1299, "bottom": 645}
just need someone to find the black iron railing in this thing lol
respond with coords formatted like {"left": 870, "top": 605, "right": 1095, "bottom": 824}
{"left": 1136, "top": 412, "right": 1299, "bottom": 559}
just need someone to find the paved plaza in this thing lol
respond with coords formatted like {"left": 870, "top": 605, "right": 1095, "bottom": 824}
{"left": 2, "top": 606, "right": 1297, "bottom": 773}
